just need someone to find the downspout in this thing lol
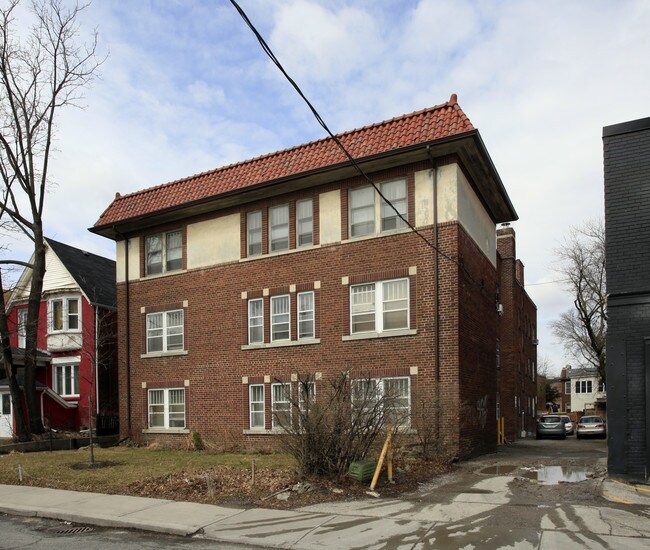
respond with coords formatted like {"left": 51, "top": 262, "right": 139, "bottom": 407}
{"left": 95, "top": 307, "right": 99, "bottom": 415}
{"left": 426, "top": 146, "right": 441, "bottom": 439}
{"left": 113, "top": 228, "right": 131, "bottom": 435}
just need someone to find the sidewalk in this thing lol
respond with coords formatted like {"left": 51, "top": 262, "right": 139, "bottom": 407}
{"left": 1, "top": 480, "right": 650, "bottom": 549}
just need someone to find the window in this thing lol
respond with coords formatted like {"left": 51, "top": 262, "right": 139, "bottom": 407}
{"left": 272, "top": 383, "right": 291, "bottom": 429}
{"left": 148, "top": 388, "right": 185, "bottom": 429}
{"left": 53, "top": 364, "right": 79, "bottom": 397}
{"left": 598, "top": 380, "right": 605, "bottom": 392}
{"left": 296, "top": 199, "right": 313, "bottom": 246}
{"left": 298, "top": 381, "right": 316, "bottom": 416}
{"left": 352, "top": 377, "right": 410, "bottom": 426}
{"left": 50, "top": 297, "right": 80, "bottom": 332}
{"left": 350, "top": 278, "right": 409, "bottom": 334}
{"left": 575, "top": 380, "right": 593, "bottom": 394}
{"left": 349, "top": 186, "right": 375, "bottom": 237}
{"left": 269, "top": 204, "right": 289, "bottom": 252}
{"left": 17, "top": 308, "right": 27, "bottom": 348}
{"left": 298, "top": 291, "right": 314, "bottom": 339}
{"left": 247, "top": 211, "right": 262, "bottom": 256}
{"left": 248, "top": 299, "right": 264, "bottom": 344}
{"left": 271, "top": 295, "right": 290, "bottom": 341}
{"left": 249, "top": 384, "right": 265, "bottom": 429}
{"left": 146, "top": 310, "right": 184, "bottom": 353}
{"left": 350, "top": 179, "right": 408, "bottom": 238}
{"left": 380, "top": 179, "right": 407, "bottom": 231}
{"left": 146, "top": 230, "right": 182, "bottom": 275}
{"left": 565, "top": 381, "right": 571, "bottom": 394}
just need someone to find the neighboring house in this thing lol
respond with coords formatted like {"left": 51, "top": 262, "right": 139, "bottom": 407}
{"left": 91, "top": 95, "right": 537, "bottom": 457}
{"left": 1, "top": 238, "right": 118, "bottom": 437}
{"left": 549, "top": 366, "right": 572, "bottom": 412}
{"left": 604, "top": 115, "right": 650, "bottom": 481}
{"left": 565, "top": 366, "right": 606, "bottom": 417}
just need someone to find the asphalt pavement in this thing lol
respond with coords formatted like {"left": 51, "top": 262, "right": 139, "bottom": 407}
{"left": 0, "top": 439, "right": 649, "bottom": 549}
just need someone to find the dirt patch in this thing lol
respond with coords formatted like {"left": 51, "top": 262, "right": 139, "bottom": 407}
{"left": 124, "top": 457, "right": 451, "bottom": 509}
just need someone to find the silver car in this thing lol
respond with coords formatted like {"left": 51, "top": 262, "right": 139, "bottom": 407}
{"left": 536, "top": 414, "right": 567, "bottom": 440}
{"left": 576, "top": 415, "right": 606, "bottom": 439}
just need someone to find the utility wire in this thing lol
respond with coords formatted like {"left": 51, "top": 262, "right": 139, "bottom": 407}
{"left": 229, "top": 0, "right": 464, "bottom": 269}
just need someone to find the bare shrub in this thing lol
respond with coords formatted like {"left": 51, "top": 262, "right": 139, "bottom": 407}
{"left": 274, "top": 372, "right": 405, "bottom": 478}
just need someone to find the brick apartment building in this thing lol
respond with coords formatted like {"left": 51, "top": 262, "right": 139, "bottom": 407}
{"left": 91, "top": 95, "right": 537, "bottom": 457}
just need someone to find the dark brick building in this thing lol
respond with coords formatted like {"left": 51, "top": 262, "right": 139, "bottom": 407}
{"left": 91, "top": 96, "right": 537, "bottom": 458}
{"left": 604, "top": 116, "right": 650, "bottom": 481}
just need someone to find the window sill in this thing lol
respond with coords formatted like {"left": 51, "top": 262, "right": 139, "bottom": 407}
{"left": 142, "top": 428, "right": 190, "bottom": 434}
{"left": 241, "top": 339, "right": 320, "bottom": 350}
{"left": 240, "top": 244, "right": 322, "bottom": 263}
{"left": 140, "top": 350, "right": 188, "bottom": 359}
{"left": 342, "top": 329, "right": 416, "bottom": 341}
{"left": 143, "top": 269, "right": 186, "bottom": 280}
{"left": 342, "top": 227, "right": 412, "bottom": 244}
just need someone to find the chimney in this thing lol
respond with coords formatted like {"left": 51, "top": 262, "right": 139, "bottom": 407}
{"left": 515, "top": 260, "right": 525, "bottom": 286}
{"left": 497, "top": 224, "right": 516, "bottom": 259}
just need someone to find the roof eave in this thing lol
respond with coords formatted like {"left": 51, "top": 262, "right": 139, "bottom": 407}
{"left": 90, "top": 130, "right": 518, "bottom": 240}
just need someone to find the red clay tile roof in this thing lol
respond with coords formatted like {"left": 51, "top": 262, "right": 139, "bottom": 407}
{"left": 94, "top": 94, "right": 474, "bottom": 228}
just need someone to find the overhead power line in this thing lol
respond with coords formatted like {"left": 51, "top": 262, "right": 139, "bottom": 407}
{"left": 228, "top": 0, "right": 465, "bottom": 269}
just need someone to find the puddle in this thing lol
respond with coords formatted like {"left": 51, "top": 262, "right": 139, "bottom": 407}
{"left": 535, "top": 466, "right": 590, "bottom": 485}
{"left": 479, "top": 464, "right": 591, "bottom": 484}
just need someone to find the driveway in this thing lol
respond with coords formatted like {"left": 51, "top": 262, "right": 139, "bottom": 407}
{"left": 299, "top": 437, "right": 650, "bottom": 548}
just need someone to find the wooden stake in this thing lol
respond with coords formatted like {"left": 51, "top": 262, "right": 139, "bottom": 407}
{"left": 370, "top": 424, "right": 392, "bottom": 491}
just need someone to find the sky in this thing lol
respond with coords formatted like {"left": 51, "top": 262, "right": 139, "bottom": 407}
{"left": 3, "top": 0, "right": 650, "bottom": 375}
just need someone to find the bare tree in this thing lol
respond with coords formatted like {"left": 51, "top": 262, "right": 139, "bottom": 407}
{"left": 0, "top": 0, "right": 102, "bottom": 435}
{"left": 551, "top": 219, "right": 606, "bottom": 381}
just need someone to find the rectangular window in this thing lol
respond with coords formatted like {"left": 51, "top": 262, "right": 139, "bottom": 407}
{"left": 247, "top": 211, "right": 262, "bottom": 256}
{"left": 271, "top": 295, "right": 290, "bottom": 341}
{"left": 575, "top": 380, "right": 593, "bottom": 394}
{"left": 248, "top": 299, "right": 264, "bottom": 344}
{"left": 272, "top": 382, "right": 291, "bottom": 429}
{"left": 350, "top": 278, "right": 409, "bottom": 334}
{"left": 298, "top": 291, "right": 315, "bottom": 339}
{"left": 380, "top": 179, "right": 407, "bottom": 231}
{"left": 146, "top": 309, "right": 184, "bottom": 353}
{"left": 296, "top": 199, "right": 313, "bottom": 247}
{"left": 565, "top": 381, "right": 571, "bottom": 394}
{"left": 352, "top": 377, "right": 411, "bottom": 427}
{"left": 146, "top": 230, "right": 183, "bottom": 275}
{"left": 349, "top": 186, "right": 375, "bottom": 237}
{"left": 598, "top": 380, "right": 605, "bottom": 392}
{"left": 148, "top": 388, "right": 185, "bottom": 429}
{"left": 50, "top": 297, "right": 81, "bottom": 332}
{"left": 53, "top": 364, "right": 79, "bottom": 397}
{"left": 17, "top": 308, "right": 27, "bottom": 348}
{"left": 298, "top": 381, "right": 316, "bottom": 417}
{"left": 269, "top": 204, "right": 289, "bottom": 252}
{"left": 249, "top": 384, "right": 265, "bottom": 429}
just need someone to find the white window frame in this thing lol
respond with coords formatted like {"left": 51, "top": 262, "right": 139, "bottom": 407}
{"left": 146, "top": 309, "right": 184, "bottom": 353}
{"left": 17, "top": 308, "right": 27, "bottom": 348}
{"left": 271, "top": 295, "right": 291, "bottom": 342}
{"left": 271, "top": 382, "right": 292, "bottom": 429}
{"left": 248, "top": 299, "right": 264, "bottom": 344}
{"left": 49, "top": 296, "right": 81, "bottom": 333}
{"left": 565, "top": 381, "right": 571, "bottom": 394}
{"left": 350, "top": 278, "right": 409, "bottom": 334}
{"left": 351, "top": 376, "right": 411, "bottom": 427}
{"left": 349, "top": 178, "right": 408, "bottom": 238}
{"left": 53, "top": 362, "right": 80, "bottom": 397}
{"left": 297, "top": 291, "right": 315, "bottom": 340}
{"left": 269, "top": 204, "right": 290, "bottom": 252}
{"left": 148, "top": 388, "right": 186, "bottom": 429}
{"left": 296, "top": 199, "right": 314, "bottom": 247}
{"left": 247, "top": 211, "right": 262, "bottom": 257}
{"left": 145, "top": 230, "right": 183, "bottom": 275}
{"left": 298, "top": 380, "right": 316, "bottom": 421}
{"left": 249, "top": 384, "right": 265, "bottom": 429}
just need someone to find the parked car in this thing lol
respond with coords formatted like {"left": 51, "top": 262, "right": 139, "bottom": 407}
{"left": 560, "top": 415, "right": 574, "bottom": 435}
{"left": 576, "top": 416, "right": 607, "bottom": 439}
{"left": 536, "top": 414, "right": 567, "bottom": 440}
